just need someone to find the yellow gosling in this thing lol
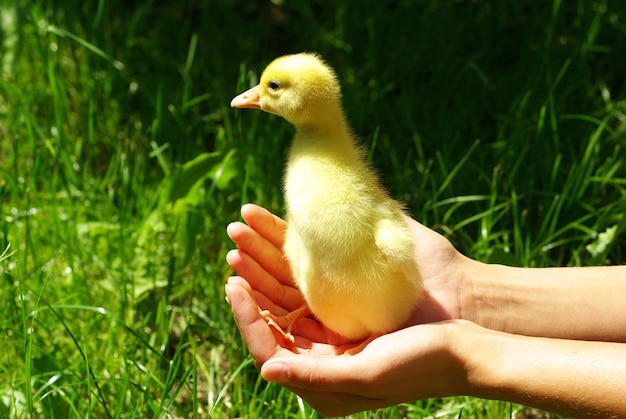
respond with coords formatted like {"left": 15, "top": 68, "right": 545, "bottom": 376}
{"left": 231, "top": 53, "right": 423, "bottom": 341}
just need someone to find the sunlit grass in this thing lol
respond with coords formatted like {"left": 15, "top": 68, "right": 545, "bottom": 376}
{"left": 1, "top": 1, "right": 625, "bottom": 417}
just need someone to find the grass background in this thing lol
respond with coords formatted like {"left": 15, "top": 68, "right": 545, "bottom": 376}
{"left": 1, "top": 0, "right": 625, "bottom": 417}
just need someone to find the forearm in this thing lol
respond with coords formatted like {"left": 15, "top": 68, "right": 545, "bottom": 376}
{"left": 459, "top": 323, "right": 626, "bottom": 418}
{"left": 461, "top": 260, "right": 626, "bottom": 341}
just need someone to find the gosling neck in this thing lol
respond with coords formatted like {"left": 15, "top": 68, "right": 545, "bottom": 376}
{"left": 291, "top": 104, "right": 360, "bottom": 161}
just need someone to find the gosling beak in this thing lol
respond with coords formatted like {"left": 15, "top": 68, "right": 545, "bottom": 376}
{"left": 231, "top": 84, "right": 261, "bottom": 109}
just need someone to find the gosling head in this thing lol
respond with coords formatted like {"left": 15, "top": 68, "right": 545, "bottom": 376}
{"left": 231, "top": 53, "right": 342, "bottom": 126}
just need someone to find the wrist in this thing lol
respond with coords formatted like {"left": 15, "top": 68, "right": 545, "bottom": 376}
{"left": 435, "top": 320, "right": 488, "bottom": 397}
{"left": 457, "top": 259, "right": 520, "bottom": 333}
{"left": 448, "top": 320, "right": 510, "bottom": 400}
{"left": 456, "top": 256, "right": 492, "bottom": 324}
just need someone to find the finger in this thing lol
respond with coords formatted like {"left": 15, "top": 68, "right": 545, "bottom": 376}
{"left": 226, "top": 221, "right": 293, "bottom": 285}
{"left": 226, "top": 275, "right": 255, "bottom": 297}
{"left": 227, "top": 275, "right": 298, "bottom": 317}
{"left": 225, "top": 280, "right": 282, "bottom": 366}
{"left": 261, "top": 355, "right": 363, "bottom": 391}
{"left": 241, "top": 203, "right": 287, "bottom": 251}
{"left": 290, "top": 317, "right": 355, "bottom": 346}
{"left": 226, "top": 249, "right": 305, "bottom": 311}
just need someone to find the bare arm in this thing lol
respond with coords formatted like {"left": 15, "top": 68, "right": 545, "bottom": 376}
{"left": 460, "top": 261, "right": 626, "bottom": 342}
{"left": 464, "top": 322, "right": 626, "bottom": 418}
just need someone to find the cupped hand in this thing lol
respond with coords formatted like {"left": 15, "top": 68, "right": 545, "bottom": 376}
{"left": 225, "top": 270, "right": 469, "bottom": 417}
{"left": 226, "top": 203, "right": 467, "bottom": 332}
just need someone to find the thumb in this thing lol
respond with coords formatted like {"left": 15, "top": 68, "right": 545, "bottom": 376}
{"left": 261, "top": 359, "right": 290, "bottom": 383}
{"left": 261, "top": 356, "right": 358, "bottom": 391}
{"left": 260, "top": 356, "right": 387, "bottom": 417}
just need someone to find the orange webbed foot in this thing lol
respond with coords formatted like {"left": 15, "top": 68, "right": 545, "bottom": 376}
{"left": 339, "top": 334, "right": 379, "bottom": 356}
{"left": 260, "top": 305, "right": 310, "bottom": 343}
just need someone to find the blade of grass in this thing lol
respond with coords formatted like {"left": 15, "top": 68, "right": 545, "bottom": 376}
{"left": 45, "top": 304, "right": 112, "bottom": 419}
{"left": 46, "top": 25, "right": 124, "bottom": 70}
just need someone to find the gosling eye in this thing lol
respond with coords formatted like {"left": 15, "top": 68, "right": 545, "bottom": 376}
{"left": 268, "top": 80, "right": 281, "bottom": 91}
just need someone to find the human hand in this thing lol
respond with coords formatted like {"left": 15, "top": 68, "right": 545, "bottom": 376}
{"left": 226, "top": 203, "right": 468, "bottom": 331}
{"left": 226, "top": 273, "right": 469, "bottom": 416}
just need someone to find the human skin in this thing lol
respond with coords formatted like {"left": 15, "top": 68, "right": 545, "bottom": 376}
{"left": 225, "top": 203, "right": 626, "bottom": 418}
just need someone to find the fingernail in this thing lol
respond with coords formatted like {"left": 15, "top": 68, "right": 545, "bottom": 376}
{"left": 226, "top": 222, "right": 236, "bottom": 238}
{"left": 225, "top": 249, "right": 238, "bottom": 267}
{"left": 262, "top": 361, "right": 288, "bottom": 383}
{"left": 224, "top": 284, "right": 233, "bottom": 307}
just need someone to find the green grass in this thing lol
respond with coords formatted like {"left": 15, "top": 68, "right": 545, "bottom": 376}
{"left": 1, "top": 0, "right": 625, "bottom": 417}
